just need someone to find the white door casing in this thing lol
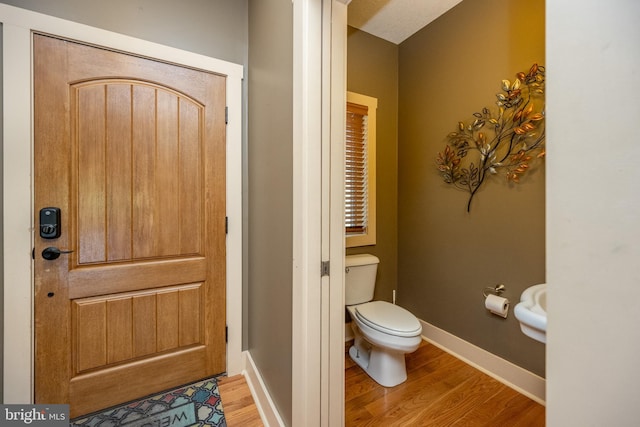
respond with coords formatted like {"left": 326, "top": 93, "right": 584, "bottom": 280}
{"left": 1, "top": 4, "right": 243, "bottom": 403}
{"left": 292, "top": 0, "right": 349, "bottom": 425}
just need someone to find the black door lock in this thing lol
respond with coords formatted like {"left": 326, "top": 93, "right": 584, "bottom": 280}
{"left": 42, "top": 247, "right": 74, "bottom": 260}
{"left": 40, "top": 207, "right": 61, "bottom": 239}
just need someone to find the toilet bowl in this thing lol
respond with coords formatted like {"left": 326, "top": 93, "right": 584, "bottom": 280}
{"left": 347, "top": 301, "right": 422, "bottom": 387}
{"left": 345, "top": 254, "right": 423, "bottom": 387}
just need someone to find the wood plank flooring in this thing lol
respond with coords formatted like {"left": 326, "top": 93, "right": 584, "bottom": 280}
{"left": 218, "top": 374, "right": 264, "bottom": 426}
{"left": 345, "top": 341, "right": 545, "bottom": 426}
{"left": 218, "top": 340, "right": 545, "bottom": 426}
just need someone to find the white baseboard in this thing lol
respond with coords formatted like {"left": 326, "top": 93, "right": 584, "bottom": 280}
{"left": 419, "top": 319, "right": 546, "bottom": 405}
{"left": 241, "top": 351, "right": 285, "bottom": 427}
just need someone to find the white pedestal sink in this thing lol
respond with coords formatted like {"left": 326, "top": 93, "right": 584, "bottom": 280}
{"left": 514, "top": 284, "right": 547, "bottom": 343}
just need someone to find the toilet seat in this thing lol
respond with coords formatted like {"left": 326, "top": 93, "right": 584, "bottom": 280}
{"left": 354, "top": 301, "right": 421, "bottom": 338}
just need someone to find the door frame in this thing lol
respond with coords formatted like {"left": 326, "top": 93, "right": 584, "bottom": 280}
{"left": 1, "top": 3, "right": 244, "bottom": 403}
{"left": 291, "top": 0, "right": 349, "bottom": 425}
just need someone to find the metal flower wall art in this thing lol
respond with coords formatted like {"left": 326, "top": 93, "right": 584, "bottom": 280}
{"left": 436, "top": 63, "right": 545, "bottom": 212}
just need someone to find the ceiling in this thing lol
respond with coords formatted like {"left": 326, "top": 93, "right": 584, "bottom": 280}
{"left": 347, "top": 0, "right": 463, "bottom": 45}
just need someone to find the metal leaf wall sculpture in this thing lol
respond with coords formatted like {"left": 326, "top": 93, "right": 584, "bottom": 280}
{"left": 436, "top": 64, "right": 545, "bottom": 212}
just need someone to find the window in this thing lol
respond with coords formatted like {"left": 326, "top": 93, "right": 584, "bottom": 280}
{"left": 345, "top": 91, "right": 377, "bottom": 247}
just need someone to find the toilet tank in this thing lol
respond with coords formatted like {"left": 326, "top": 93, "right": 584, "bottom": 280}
{"left": 345, "top": 254, "right": 379, "bottom": 305}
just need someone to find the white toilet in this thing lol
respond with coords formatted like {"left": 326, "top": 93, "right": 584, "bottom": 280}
{"left": 345, "top": 254, "right": 422, "bottom": 387}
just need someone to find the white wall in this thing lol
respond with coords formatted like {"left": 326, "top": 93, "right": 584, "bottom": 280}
{"left": 546, "top": 1, "right": 640, "bottom": 425}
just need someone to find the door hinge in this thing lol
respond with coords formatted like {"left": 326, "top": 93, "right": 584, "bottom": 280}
{"left": 321, "top": 261, "right": 330, "bottom": 277}
{"left": 225, "top": 326, "right": 228, "bottom": 343}
{"left": 225, "top": 106, "right": 228, "bottom": 124}
{"left": 225, "top": 216, "right": 228, "bottom": 234}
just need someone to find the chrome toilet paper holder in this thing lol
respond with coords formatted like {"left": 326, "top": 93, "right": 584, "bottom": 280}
{"left": 482, "top": 284, "right": 505, "bottom": 298}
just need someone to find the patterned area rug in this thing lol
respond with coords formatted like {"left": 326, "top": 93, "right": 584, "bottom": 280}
{"left": 70, "top": 377, "right": 226, "bottom": 427}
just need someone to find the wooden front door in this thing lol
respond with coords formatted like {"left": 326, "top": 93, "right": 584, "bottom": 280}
{"left": 33, "top": 34, "right": 226, "bottom": 418}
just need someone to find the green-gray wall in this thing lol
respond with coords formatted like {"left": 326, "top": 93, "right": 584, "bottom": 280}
{"left": 247, "top": 0, "right": 293, "bottom": 424}
{"left": 347, "top": 0, "right": 545, "bottom": 377}
{"left": 0, "top": 1, "right": 295, "bottom": 421}
{"left": 346, "top": 27, "right": 399, "bottom": 303}
{"left": 0, "top": 0, "right": 247, "bottom": 65}
{"left": 0, "top": 0, "right": 290, "bottom": 409}
{"left": 398, "top": 0, "right": 546, "bottom": 376}
{"left": 0, "top": 0, "right": 282, "bottom": 413}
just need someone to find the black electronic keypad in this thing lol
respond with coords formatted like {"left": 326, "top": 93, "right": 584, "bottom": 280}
{"left": 40, "top": 207, "right": 61, "bottom": 239}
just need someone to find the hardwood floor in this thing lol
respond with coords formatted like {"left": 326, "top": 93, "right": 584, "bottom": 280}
{"left": 218, "top": 374, "right": 264, "bottom": 426}
{"left": 345, "top": 341, "right": 545, "bottom": 426}
{"left": 218, "top": 341, "right": 545, "bottom": 426}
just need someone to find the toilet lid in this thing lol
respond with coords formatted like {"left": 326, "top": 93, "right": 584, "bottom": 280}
{"left": 355, "top": 301, "right": 422, "bottom": 337}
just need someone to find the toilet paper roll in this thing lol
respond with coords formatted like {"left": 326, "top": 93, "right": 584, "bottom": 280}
{"left": 485, "top": 294, "right": 509, "bottom": 318}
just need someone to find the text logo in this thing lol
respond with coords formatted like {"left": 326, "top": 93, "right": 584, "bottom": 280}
{"left": 2, "top": 405, "right": 69, "bottom": 426}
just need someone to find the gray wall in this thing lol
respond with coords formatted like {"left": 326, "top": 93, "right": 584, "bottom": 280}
{"left": 0, "top": 0, "right": 247, "bottom": 65}
{"left": 397, "top": 0, "right": 546, "bottom": 376}
{"left": 247, "top": 0, "right": 293, "bottom": 424}
{"left": 0, "top": 2, "right": 296, "bottom": 422}
{"left": 346, "top": 27, "right": 399, "bottom": 303}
